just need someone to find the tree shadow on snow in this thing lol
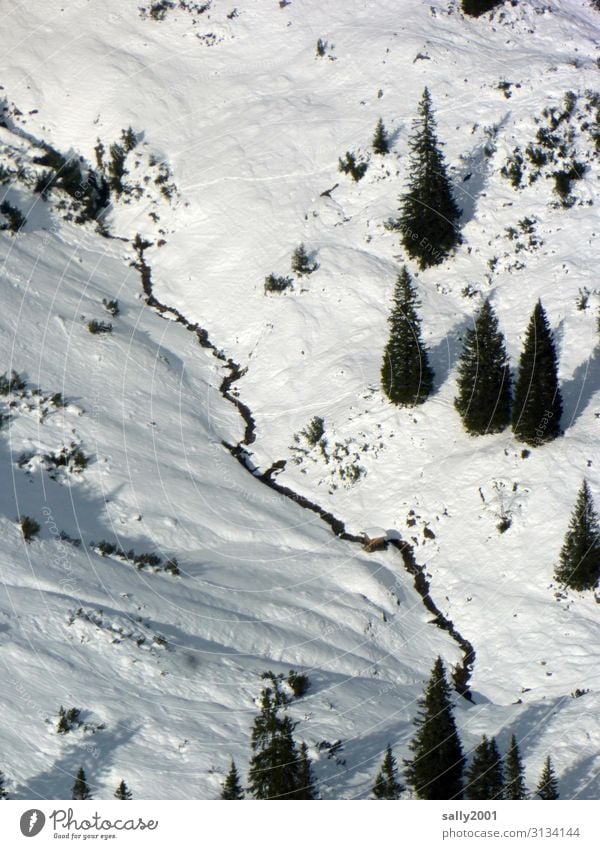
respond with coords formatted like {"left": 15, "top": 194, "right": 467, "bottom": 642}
{"left": 560, "top": 345, "right": 600, "bottom": 429}
{"left": 11, "top": 722, "right": 140, "bottom": 800}
{"left": 427, "top": 316, "right": 473, "bottom": 394}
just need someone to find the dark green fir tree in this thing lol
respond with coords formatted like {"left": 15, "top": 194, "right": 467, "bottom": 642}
{"left": 404, "top": 657, "right": 465, "bottom": 799}
{"left": 462, "top": 0, "right": 504, "bottom": 17}
{"left": 398, "top": 88, "right": 461, "bottom": 269}
{"left": 71, "top": 767, "right": 92, "bottom": 800}
{"left": 511, "top": 301, "right": 562, "bottom": 446}
{"left": 373, "top": 744, "right": 405, "bottom": 799}
{"left": 373, "top": 117, "right": 391, "bottom": 155}
{"left": 114, "top": 780, "right": 132, "bottom": 800}
{"left": 247, "top": 685, "right": 301, "bottom": 799}
{"left": 554, "top": 481, "right": 600, "bottom": 591}
{"left": 294, "top": 742, "right": 317, "bottom": 799}
{"left": 381, "top": 266, "right": 434, "bottom": 406}
{"left": 0, "top": 770, "right": 8, "bottom": 800}
{"left": 454, "top": 299, "right": 511, "bottom": 435}
{"left": 464, "top": 735, "right": 504, "bottom": 800}
{"left": 536, "top": 756, "right": 559, "bottom": 800}
{"left": 503, "top": 735, "right": 528, "bottom": 800}
{"left": 220, "top": 760, "right": 245, "bottom": 800}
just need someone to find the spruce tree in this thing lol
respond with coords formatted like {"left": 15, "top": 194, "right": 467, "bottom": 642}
{"left": 373, "top": 118, "right": 390, "bottom": 155}
{"left": 404, "top": 657, "right": 465, "bottom": 799}
{"left": 554, "top": 481, "right": 600, "bottom": 591}
{"left": 221, "top": 760, "right": 245, "bottom": 800}
{"left": 373, "top": 744, "right": 405, "bottom": 799}
{"left": 536, "top": 756, "right": 559, "bottom": 800}
{"left": 0, "top": 770, "right": 8, "bottom": 799}
{"left": 381, "top": 266, "right": 434, "bottom": 406}
{"left": 247, "top": 685, "right": 302, "bottom": 799}
{"left": 512, "top": 301, "right": 562, "bottom": 445}
{"left": 294, "top": 742, "right": 317, "bottom": 800}
{"left": 71, "top": 767, "right": 92, "bottom": 800}
{"left": 464, "top": 736, "right": 504, "bottom": 800}
{"left": 114, "top": 780, "right": 132, "bottom": 800}
{"left": 454, "top": 299, "right": 511, "bottom": 435}
{"left": 503, "top": 734, "right": 528, "bottom": 799}
{"left": 398, "top": 88, "right": 461, "bottom": 269}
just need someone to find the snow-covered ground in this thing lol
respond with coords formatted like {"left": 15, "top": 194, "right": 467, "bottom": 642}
{"left": 0, "top": 0, "right": 599, "bottom": 798}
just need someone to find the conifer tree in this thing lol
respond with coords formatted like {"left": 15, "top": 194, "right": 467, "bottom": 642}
{"left": 294, "top": 742, "right": 317, "bottom": 800}
{"left": 0, "top": 770, "right": 8, "bottom": 799}
{"left": 512, "top": 301, "right": 562, "bottom": 445}
{"left": 247, "top": 685, "right": 302, "bottom": 799}
{"left": 503, "top": 734, "right": 528, "bottom": 800}
{"left": 381, "top": 266, "right": 434, "bottom": 406}
{"left": 555, "top": 481, "right": 600, "bottom": 591}
{"left": 404, "top": 657, "right": 465, "bottom": 799}
{"left": 373, "top": 118, "right": 390, "bottom": 155}
{"left": 536, "top": 756, "right": 559, "bottom": 800}
{"left": 464, "top": 735, "right": 504, "bottom": 800}
{"left": 373, "top": 744, "right": 405, "bottom": 799}
{"left": 454, "top": 299, "right": 511, "bottom": 435}
{"left": 114, "top": 780, "right": 132, "bottom": 800}
{"left": 71, "top": 767, "right": 92, "bottom": 800}
{"left": 398, "top": 88, "right": 461, "bottom": 269}
{"left": 291, "top": 243, "right": 318, "bottom": 276}
{"left": 221, "top": 760, "right": 245, "bottom": 800}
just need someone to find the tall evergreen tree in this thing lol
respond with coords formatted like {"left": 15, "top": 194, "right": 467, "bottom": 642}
{"left": 373, "top": 744, "right": 405, "bottom": 799}
{"left": 71, "top": 767, "right": 92, "bottom": 800}
{"left": 555, "top": 481, "right": 600, "bottom": 591}
{"left": 0, "top": 770, "right": 8, "bottom": 799}
{"left": 536, "top": 756, "right": 559, "bottom": 800}
{"left": 247, "top": 685, "right": 302, "bottom": 799}
{"left": 512, "top": 301, "right": 562, "bottom": 445}
{"left": 503, "top": 734, "right": 528, "bottom": 800}
{"left": 398, "top": 88, "right": 461, "bottom": 269}
{"left": 404, "top": 657, "right": 465, "bottom": 799}
{"left": 221, "top": 760, "right": 245, "bottom": 800}
{"left": 464, "top": 735, "right": 504, "bottom": 800}
{"left": 294, "top": 742, "right": 317, "bottom": 800}
{"left": 454, "top": 299, "right": 511, "bottom": 435}
{"left": 373, "top": 118, "right": 390, "bottom": 155}
{"left": 381, "top": 266, "right": 434, "bottom": 406}
{"left": 114, "top": 780, "right": 132, "bottom": 800}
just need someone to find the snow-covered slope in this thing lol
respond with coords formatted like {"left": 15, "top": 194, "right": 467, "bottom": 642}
{"left": 0, "top": 0, "right": 599, "bottom": 798}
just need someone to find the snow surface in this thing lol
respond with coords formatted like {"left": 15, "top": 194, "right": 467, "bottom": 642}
{"left": 0, "top": 0, "right": 599, "bottom": 798}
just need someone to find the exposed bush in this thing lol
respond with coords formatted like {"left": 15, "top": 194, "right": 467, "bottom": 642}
{"left": 57, "top": 706, "right": 82, "bottom": 734}
{"left": 287, "top": 670, "right": 310, "bottom": 698}
{"left": 20, "top": 516, "right": 40, "bottom": 542}
{"left": 316, "top": 38, "right": 327, "bottom": 57}
{"left": 102, "top": 298, "right": 120, "bottom": 316}
{"left": 462, "top": 0, "right": 505, "bottom": 16}
{"left": 300, "top": 416, "right": 325, "bottom": 447}
{"left": 0, "top": 200, "right": 26, "bottom": 233}
{"left": 264, "top": 273, "right": 293, "bottom": 294}
{"left": 87, "top": 320, "right": 113, "bottom": 334}
{"left": 338, "top": 151, "right": 368, "bottom": 182}
{"left": 0, "top": 370, "right": 26, "bottom": 395}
